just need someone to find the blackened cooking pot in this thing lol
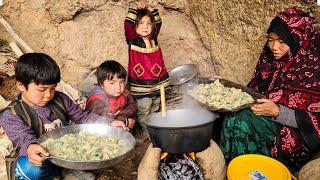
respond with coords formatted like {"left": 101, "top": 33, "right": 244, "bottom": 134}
{"left": 146, "top": 108, "right": 218, "bottom": 154}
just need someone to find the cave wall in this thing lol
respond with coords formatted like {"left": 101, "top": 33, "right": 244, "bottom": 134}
{"left": 0, "top": 0, "right": 213, "bottom": 86}
{"left": 186, "top": 0, "right": 319, "bottom": 84}
{"left": 0, "top": 0, "right": 318, "bottom": 86}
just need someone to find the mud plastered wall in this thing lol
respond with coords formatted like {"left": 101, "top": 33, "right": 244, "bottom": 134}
{"left": 0, "top": 0, "right": 213, "bottom": 87}
{"left": 0, "top": 0, "right": 318, "bottom": 86}
{"left": 186, "top": 0, "right": 319, "bottom": 84}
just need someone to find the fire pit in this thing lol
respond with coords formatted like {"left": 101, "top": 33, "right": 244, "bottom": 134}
{"left": 137, "top": 141, "right": 226, "bottom": 180}
{"left": 158, "top": 153, "right": 204, "bottom": 179}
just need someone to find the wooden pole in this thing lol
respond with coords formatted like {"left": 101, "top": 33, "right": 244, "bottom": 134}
{"left": 160, "top": 85, "right": 166, "bottom": 118}
{"left": 9, "top": 42, "right": 23, "bottom": 57}
{"left": 0, "top": 16, "right": 81, "bottom": 102}
{"left": 0, "top": 16, "right": 34, "bottom": 53}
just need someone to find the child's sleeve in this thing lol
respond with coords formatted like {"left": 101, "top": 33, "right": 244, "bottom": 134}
{"left": 116, "top": 90, "right": 137, "bottom": 121}
{"left": 59, "top": 92, "right": 113, "bottom": 125}
{"left": 85, "top": 95, "right": 109, "bottom": 116}
{"left": 124, "top": 8, "right": 138, "bottom": 44}
{"left": 0, "top": 110, "right": 38, "bottom": 155}
{"left": 152, "top": 9, "right": 162, "bottom": 36}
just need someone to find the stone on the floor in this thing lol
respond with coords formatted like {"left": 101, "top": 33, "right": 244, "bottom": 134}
{"left": 0, "top": 159, "right": 7, "bottom": 180}
{"left": 0, "top": 134, "right": 13, "bottom": 158}
{"left": 137, "top": 144, "right": 161, "bottom": 180}
{"left": 299, "top": 157, "right": 320, "bottom": 180}
{"left": 196, "top": 140, "right": 226, "bottom": 180}
{"left": 137, "top": 141, "right": 227, "bottom": 180}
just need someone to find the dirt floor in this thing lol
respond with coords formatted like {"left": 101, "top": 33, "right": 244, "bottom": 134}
{"left": 95, "top": 141, "right": 149, "bottom": 180}
{"left": 0, "top": 76, "right": 149, "bottom": 180}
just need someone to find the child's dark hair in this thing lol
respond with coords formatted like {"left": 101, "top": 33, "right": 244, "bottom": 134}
{"left": 136, "top": 8, "right": 157, "bottom": 39}
{"left": 96, "top": 60, "right": 127, "bottom": 85}
{"left": 15, "top": 53, "right": 61, "bottom": 88}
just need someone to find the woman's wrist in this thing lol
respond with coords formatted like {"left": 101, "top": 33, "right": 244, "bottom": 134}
{"left": 274, "top": 104, "right": 280, "bottom": 117}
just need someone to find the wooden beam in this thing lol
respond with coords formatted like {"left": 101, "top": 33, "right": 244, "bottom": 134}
{"left": 0, "top": 16, "right": 34, "bottom": 53}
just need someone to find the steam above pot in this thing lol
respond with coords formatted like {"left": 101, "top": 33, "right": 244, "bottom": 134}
{"left": 146, "top": 108, "right": 217, "bottom": 128}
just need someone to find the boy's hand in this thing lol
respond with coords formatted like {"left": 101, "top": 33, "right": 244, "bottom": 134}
{"left": 27, "top": 144, "right": 48, "bottom": 166}
{"left": 250, "top": 98, "right": 280, "bottom": 117}
{"left": 111, "top": 120, "right": 128, "bottom": 131}
{"left": 127, "top": 118, "right": 136, "bottom": 129}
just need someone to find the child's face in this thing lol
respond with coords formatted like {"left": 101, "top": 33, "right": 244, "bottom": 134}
{"left": 101, "top": 76, "right": 126, "bottom": 97}
{"left": 17, "top": 82, "right": 57, "bottom": 107}
{"left": 136, "top": 15, "right": 153, "bottom": 37}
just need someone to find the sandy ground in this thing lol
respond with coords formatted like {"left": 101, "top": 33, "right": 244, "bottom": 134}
{"left": 95, "top": 141, "right": 149, "bottom": 180}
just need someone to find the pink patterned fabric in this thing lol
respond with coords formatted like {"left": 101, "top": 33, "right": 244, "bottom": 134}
{"left": 248, "top": 7, "right": 320, "bottom": 170}
{"left": 249, "top": 7, "right": 320, "bottom": 111}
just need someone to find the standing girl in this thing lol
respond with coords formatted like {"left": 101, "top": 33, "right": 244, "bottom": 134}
{"left": 124, "top": 1, "right": 170, "bottom": 135}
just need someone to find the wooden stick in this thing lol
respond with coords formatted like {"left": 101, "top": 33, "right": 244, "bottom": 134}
{"left": 0, "top": 16, "right": 34, "bottom": 53}
{"left": 0, "top": 16, "right": 82, "bottom": 102}
{"left": 160, "top": 85, "right": 166, "bottom": 118}
{"left": 9, "top": 42, "right": 23, "bottom": 57}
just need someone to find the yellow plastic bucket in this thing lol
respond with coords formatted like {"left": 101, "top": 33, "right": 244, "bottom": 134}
{"left": 227, "top": 154, "right": 291, "bottom": 180}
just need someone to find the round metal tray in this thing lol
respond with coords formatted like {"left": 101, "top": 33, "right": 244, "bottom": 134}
{"left": 168, "top": 64, "right": 198, "bottom": 85}
{"left": 38, "top": 124, "right": 135, "bottom": 170}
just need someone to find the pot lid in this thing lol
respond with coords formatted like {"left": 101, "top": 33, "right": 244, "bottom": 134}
{"left": 168, "top": 64, "right": 198, "bottom": 85}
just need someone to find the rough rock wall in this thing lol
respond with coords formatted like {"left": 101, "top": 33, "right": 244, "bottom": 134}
{"left": 0, "top": 0, "right": 213, "bottom": 87}
{"left": 0, "top": 0, "right": 318, "bottom": 86}
{"left": 186, "top": 0, "right": 318, "bottom": 84}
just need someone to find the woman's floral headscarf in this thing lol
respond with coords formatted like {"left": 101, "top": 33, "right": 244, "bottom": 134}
{"left": 248, "top": 7, "right": 319, "bottom": 112}
{"left": 248, "top": 7, "right": 320, "bottom": 169}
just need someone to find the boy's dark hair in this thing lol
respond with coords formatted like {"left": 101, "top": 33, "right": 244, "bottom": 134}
{"left": 96, "top": 60, "right": 127, "bottom": 85}
{"left": 15, "top": 53, "right": 61, "bottom": 88}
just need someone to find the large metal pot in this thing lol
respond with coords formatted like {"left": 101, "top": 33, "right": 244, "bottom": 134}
{"left": 146, "top": 108, "right": 218, "bottom": 154}
{"left": 38, "top": 124, "right": 135, "bottom": 170}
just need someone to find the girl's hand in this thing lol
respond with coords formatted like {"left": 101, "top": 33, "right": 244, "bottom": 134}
{"left": 27, "top": 144, "right": 48, "bottom": 166}
{"left": 136, "top": 0, "right": 148, "bottom": 9}
{"left": 130, "top": 2, "right": 138, "bottom": 9}
{"left": 250, "top": 98, "right": 280, "bottom": 117}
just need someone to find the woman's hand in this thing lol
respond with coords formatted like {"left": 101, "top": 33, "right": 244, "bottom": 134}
{"left": 212, "top": 74, "right": 221, "bottom": 79}
{"left": 250, "top": 98, "right": 280, "bottom": 117}
{"left": 26, "top": 144, "right": 48, "bottom": 166}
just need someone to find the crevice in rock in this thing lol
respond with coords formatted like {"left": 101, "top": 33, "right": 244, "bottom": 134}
{"left": 157, "top": 1, "right": 185, "bottom": 13}
{"left": 160, "top": 5, "right": 185, "bottom": 13}
{"left": 186, "top": 15, "right": 221, "bottom": 73}
{"left": 71, "top": 8, "right": 84, "bottom": 20}
{"left": 71, "top": 6, "right": 105, "bottom": 20}
{"left": 62, "top": 1, "right": 109, "bottom": 22}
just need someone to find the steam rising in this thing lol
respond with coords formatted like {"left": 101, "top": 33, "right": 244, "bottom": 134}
{"left": 147, "top": 78, "right": 219, "bottom": 128}
{"left": 87, "top": 112, "right": 114, "bottom": 126}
